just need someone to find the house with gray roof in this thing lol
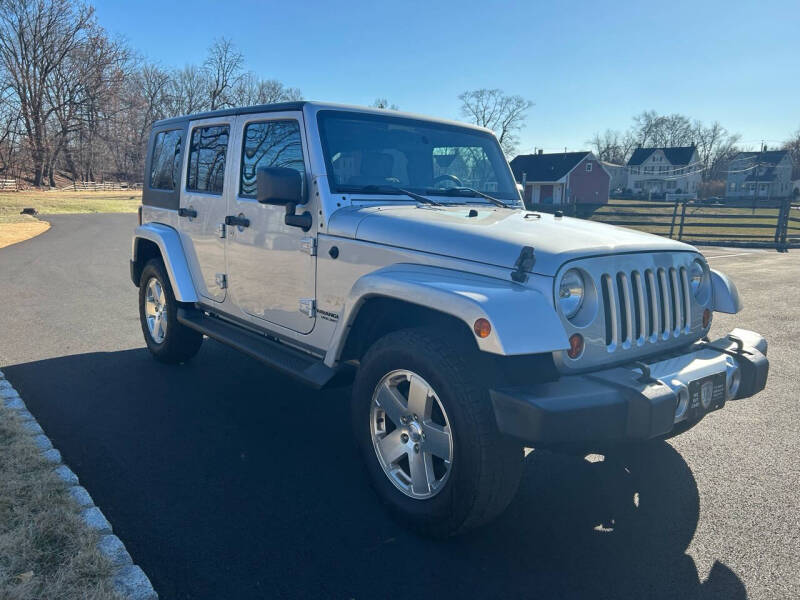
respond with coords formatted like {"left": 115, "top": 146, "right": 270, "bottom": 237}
{"left": 510, "top": 150, "right": 609, "bottom": 207}
{"left": 726, "top": 149, "right": 793, "bottom": 199}
{"left": 626, "top": 145, "right": 701, "bottom": 197}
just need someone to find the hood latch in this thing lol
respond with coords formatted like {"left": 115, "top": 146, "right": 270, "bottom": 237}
{"left": 511, "top": 246, "right": 536, "bottom": 283}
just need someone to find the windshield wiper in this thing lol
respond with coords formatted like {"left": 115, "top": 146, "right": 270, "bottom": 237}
{"left": 430, "top": 186, "right": 512, "bottom": 208}
{"left": 358, "top": 185, "right": 444, "bottom": 206}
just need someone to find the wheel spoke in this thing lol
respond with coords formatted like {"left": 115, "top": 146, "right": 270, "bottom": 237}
{"left": 153, "top": 281, "right": 163, "bottom": 305}
{"left": 409, "top": 450, "right": 433, "bottom": 495}
{"left": 144, "top": 302, "right": 157, "bottom": 317}
{"left": 375, "top": 381, "right": 408, "bottom": 425}
{"left": 151, "top": 314, "right": 162, "bottom": 338}
{"left": 406, "top": 374, "right": 431, "bottom": 418}
{"left": 378, "top": 430, "right": 407, "bottom": 465}
{"left": 422, "top": 423, "right": 451, "bottom": 460}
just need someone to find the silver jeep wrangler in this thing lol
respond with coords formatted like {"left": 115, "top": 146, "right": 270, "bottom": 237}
{"left": 131, "top": 102, "right": 768, "bottom": 537}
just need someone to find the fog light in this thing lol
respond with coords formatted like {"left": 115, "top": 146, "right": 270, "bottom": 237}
{"left": 567, "top": 333, "right": 584, "bottom": 359}
{"left": 473, "top": 318, "right": 491, "bottom": 338}
{"left": 702, "top": 309, "right": 712, "bottom": 328}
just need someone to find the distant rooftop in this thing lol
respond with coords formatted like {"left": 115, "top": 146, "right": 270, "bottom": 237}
{"left": 510, "top": 151, "right": 591, "bottom": 182}
{"left": 627, "top": 146, "right": 697, "bottom": 166}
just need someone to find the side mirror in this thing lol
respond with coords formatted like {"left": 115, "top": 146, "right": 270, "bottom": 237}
{"left": 256, "top": 167, "right": 303, "bottom": 205}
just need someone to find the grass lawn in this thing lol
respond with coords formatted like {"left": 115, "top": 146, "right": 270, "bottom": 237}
{"left": 0, "top": 190, "right": 140, "bottom": 248}
{"left": 0, "top": 399, "right": 120, "bottom": 599}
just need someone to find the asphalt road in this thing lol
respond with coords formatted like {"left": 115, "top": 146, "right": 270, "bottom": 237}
{"left": 0, "top": 214, "right": 798, "bottom": 600}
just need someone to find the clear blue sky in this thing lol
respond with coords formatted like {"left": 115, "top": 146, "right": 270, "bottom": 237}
{"left": 95, "top": 0, "right": 798, "bottom": 155}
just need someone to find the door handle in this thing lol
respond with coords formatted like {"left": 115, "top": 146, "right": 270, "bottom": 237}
{"left": 224, "top": 215, "right": 250, "bottom": 228}
{"left": 178, "top": 208, "right": 197, "bottom": 218}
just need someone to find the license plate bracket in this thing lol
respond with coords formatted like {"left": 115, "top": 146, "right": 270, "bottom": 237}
{"left": 687, "top": 372, "right": 727, "bottom": 418}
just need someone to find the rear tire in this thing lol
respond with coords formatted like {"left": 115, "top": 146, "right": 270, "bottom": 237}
{"left": 352, "top": 328, "right": 523, "bottom": 537}
{"left": 138, "top": 258, "right": 203, "bottom": 364}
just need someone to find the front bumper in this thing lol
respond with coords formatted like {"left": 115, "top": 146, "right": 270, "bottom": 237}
{"left": 490, "top": 329, "right": 768, "bottom": 447}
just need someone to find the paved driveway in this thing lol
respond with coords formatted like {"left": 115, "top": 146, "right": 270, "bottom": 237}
{"left": 0, "top": 214, "right": 797, "bottom": 599}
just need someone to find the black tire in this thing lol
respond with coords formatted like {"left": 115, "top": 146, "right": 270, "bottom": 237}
{"left": 352, "top": 328, "right": 523, "bottom": 538}
{"left": 138, "top": 258, "right": 203, "bottom": 364}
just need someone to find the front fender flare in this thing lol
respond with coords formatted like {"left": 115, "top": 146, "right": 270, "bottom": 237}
{"left": 132, "top": 223, "right": 197, "bottom": 303}
{"left": 325, "top": 264, "right": 569, "bottom": 366}
{"left": 711, "top": 268, "right": 741, "bottom": 314}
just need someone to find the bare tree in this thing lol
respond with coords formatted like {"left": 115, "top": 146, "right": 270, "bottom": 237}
{"left": 458, "top": 89, "right": 533, "bottom": 156}
{"left": 0, "top": 0, "right": 96, "bottom": 186}
{"left": 203, "top": 37, "right": 244, "bottom": 110}
{"left": 231, "top": 73, "right": 302, "bottom": 106}
{"left": 165, "top": 65, "right": 208, "bottom": 117}
{"left": 693, "top": 121, "right": 740, "bottom": 180}
{"left": 370, "top": 98, "right": 399, "bottom": 110}
{"left": 587, "top": 129, "right": 636, "bottom": 164}
{"left": 631, "top": 111, "right": 694, "bottom": 147}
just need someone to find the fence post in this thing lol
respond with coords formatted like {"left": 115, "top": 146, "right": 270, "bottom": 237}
{"left": 677, "top": 201, "right": 687, "bottom": 241}
{"left": 774, "top": 198, "right": 790, "bottom": 252}
{"left": 669, "top": 199, "right": 680, "bottom": 239}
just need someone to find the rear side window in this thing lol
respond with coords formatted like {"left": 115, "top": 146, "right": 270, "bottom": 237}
{"left": 240, "top": 120, "right": 305, "bottom": 198}
{"left": 186, "top": 125, "right": 230, "bottom": 194}
{"left": 149, "top": 130, "right": 182, "bottom": 190}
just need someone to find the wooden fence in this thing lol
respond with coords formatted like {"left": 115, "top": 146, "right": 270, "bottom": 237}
{"left": 526, "top": 198, "right": 800, "bottom": 252}
{"left": 60, "top": 181, "right": 142, "bottom": 191}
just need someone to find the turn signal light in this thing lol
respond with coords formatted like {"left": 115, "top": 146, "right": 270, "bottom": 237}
{"left": 702, "top": 309, "right": 712, "bottom": 328}
{"left": 567, "top": 333, "right": 584, "bottom": 359}
{"left": 473, "top": 318, "right": 492, "bottom": 338}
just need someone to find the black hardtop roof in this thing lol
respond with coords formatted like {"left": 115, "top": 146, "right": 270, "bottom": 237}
{"left": 153, "top": 101, "right": 307, "bottom": 128}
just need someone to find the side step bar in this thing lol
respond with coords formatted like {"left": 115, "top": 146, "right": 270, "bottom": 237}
{"left": 176, "top": 307, "right": 338, "bottom": 389}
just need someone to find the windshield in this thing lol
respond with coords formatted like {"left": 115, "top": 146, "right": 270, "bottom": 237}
{"left": 317, "top": 110, "right": 521, "bottom": 203}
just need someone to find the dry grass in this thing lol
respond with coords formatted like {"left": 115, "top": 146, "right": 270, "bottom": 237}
{"left": 0, "top": 190, "right": 141, "bottom": 219}
{"left": 0, "top": 220, "right": 51, "bottom": 249}
{"left": 0, "top": 401, "right": 121, "bottom": 600}
{"left": 0, "top": 190, "right": 140, "bottom": 249}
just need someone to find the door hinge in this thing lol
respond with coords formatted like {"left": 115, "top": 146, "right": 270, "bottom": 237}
{"left": 217, "top": 223, "right": 226, "bottom": 239}
{"left": 300, "top": 237, "right": 317, "bottom": 256}
{"left": 215, "top": 273, "right": 227, "bottom": 289}
{"left": 299, "top": 298, "right": 316, "bottom": 317}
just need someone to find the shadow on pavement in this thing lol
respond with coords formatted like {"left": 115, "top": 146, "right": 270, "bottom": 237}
{"left": 4, "top": 344, "right": 747, "bottom": 600}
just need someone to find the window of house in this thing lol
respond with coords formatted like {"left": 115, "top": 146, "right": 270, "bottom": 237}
{"left": 667, "top": 180, "right": 676, "bottom": 190}
{"left": 585, "top": 162, "right": 592, "bottom": 172}
{"left": 186, "top": 125, "right": 229, "bottom": 194}
{"left": 149, "top": 130, "right": 182, "bottom": 190}
{"left": 634, "top": 181, "right": 643, "bottom": 189}
{"left": 239, "top": 120, "right": 305, "bottom": 198}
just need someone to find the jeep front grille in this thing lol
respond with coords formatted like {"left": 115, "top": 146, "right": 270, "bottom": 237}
{"left": 600, "top": 266, "right": 692, "bottom": 351}
{"left": 553, "top": 252, "right": 709, "bottom": 373}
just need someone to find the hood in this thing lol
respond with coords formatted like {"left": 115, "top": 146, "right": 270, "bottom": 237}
{"left": 327, "top": 204, "right": 696, "bottom": 276}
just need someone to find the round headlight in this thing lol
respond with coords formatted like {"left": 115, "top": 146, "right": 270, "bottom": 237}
{"left": 689, "top": 259, "right": 709, "bottom": 299}
{"left": 558, "top": 269, "right": 585, "bottom": 319}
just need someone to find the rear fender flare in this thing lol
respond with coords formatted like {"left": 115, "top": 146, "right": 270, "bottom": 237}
{"left": 132, "top": 223, "right": 197, "bottom": 303}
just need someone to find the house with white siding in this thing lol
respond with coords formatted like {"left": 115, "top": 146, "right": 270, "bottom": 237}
{"left": 726, "top": 150, "right": 793, "bottom": 199}
{"left": 626, "top": 145, "right": 702, "bottom": 196}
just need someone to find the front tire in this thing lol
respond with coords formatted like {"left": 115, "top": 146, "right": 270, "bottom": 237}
{"left": 138, "top": 258, "right": 203, "bottom": 364}
{"left": 352, "top": 328, "right": 523, "bottom": 537}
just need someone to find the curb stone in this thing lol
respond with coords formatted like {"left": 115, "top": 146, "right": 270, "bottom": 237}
{"left": 0, "top": 370, "right": 158, "bottom": 599}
